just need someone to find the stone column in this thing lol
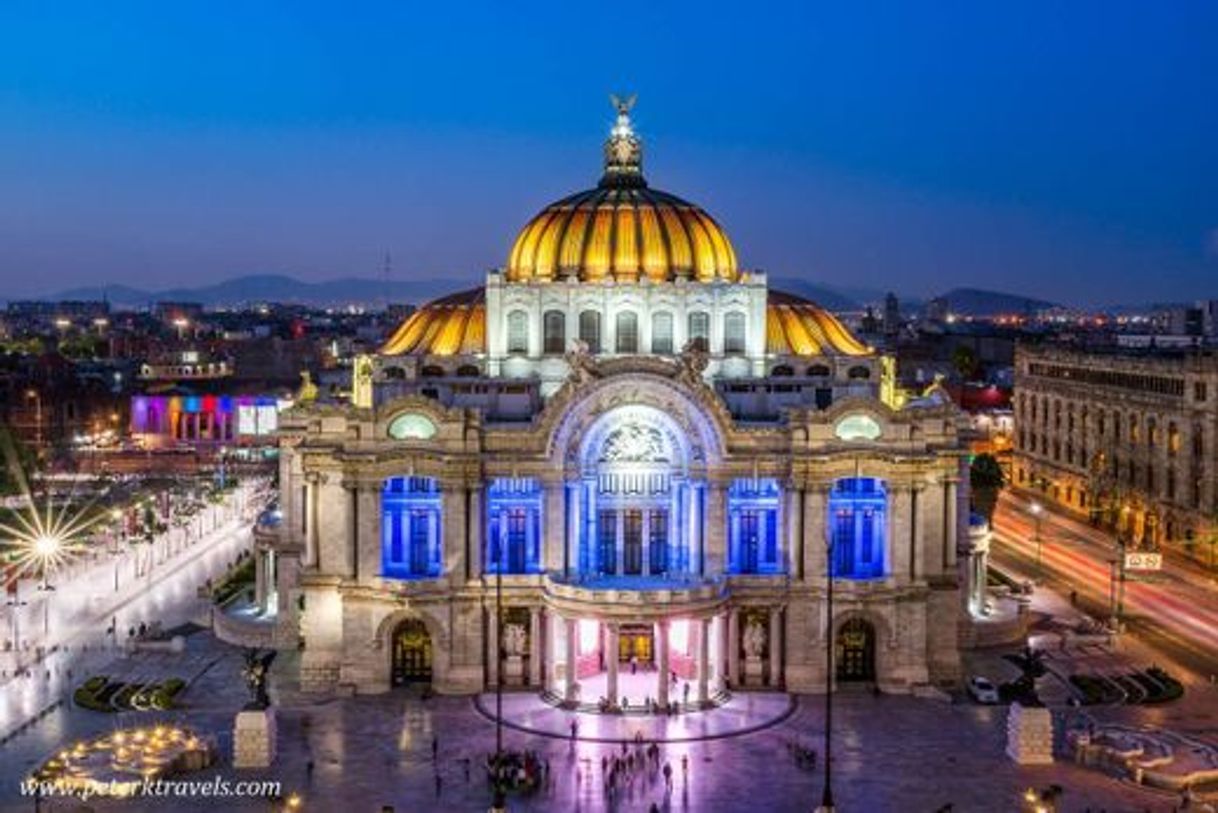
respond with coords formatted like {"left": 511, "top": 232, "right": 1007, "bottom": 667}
{"left": 543, "top": 482, "right": 564, "bottom": 572}
{"left": 528, "top": 607, "right": 543, "bottom": 686}
{"left": 889, "top": 485, "right": 911, "bottom": 582}
{"left": 705, "top": 481, "right": 727, "bottom": 576}
{"left": 606, "top": 622, "right": 619, "bottom": 706}
{"left": 944, "top": 477, "right": 959, "bottom": 571}
{"left": 615, "top": 510, "right": 625, "bottom": 574}
{"left": 657, "top": 620, "right": 670, "bottom": 708}
{"left": 769, "top": 607, "right": 784, "bottom": 688}
{"left": 697, "top": 617, "right": 711, "bottom": 704}
{"left": 305, "top": 474, "right": 319, "bottom": 567}
{"left": 354, "top": 481, "right": 382, "bottom": 584}
{"left": 254, "top": 549, "right": 268, "bottom": 611}
{"left": 564, "top": 617, "right": 578, "bottom": 703}
{"left": 468, "top": 485, "right": 483, "bottom": 581}
{"left": 727, "top": 607, "right": 741, "bottom": 687}
{"left": 566, "top": 481, "right": 581, "bottom": 576}
{"left": 486, "top": 608, "right": 499, "bottom": 688}
{"left": 803, "top": 485, "right": 828, "bottom": 581}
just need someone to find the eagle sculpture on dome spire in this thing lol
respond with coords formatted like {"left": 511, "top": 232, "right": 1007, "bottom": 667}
{"left": 601, "top": 93, "right": 645, "bottom": 188}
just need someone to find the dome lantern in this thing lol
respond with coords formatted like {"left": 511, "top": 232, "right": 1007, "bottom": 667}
{"left": 507, "top": 95, "right": 738, "bottom": 285}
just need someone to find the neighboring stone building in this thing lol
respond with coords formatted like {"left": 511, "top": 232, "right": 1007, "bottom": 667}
{"left": 1013, "top": 343, "right": 1218, "bottom": 551}
{"left": 256, "top": 101, "right": 972, "bottom": 703}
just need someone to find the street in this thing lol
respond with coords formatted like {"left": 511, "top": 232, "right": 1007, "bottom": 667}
{"left": 0, "top": 482, "right": 266, "bottom": 740}
{"left": 991, "top": 489, "right": 1218, "bottom": 680}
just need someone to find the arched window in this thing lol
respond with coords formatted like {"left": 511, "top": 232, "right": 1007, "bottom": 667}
{"left": 651, "top": 311, "right": 674, "bottom": 354}
{"left": 543, "top": 310, "right": 566, "bottom": 355}
{"left": 382, "top": 477, "right": 442, "bottom": 578}
{"left": 687, "top": 311, "right": 710, "bottom": 350}
{"left": 829, "top": 477, "right": 887, "bottom": 579}
{"left": 420, "top": 365, "right": 445, "bottom": 377}
{"left": 507, "top": 310, "right": 529, "bottom": 354}
{"left": 723, "top": 312, "right": 746, "bottom": 354}
{"left": 771, "top": 364, "right": 795, "bottom": 377}
{"left": 578, "top": 310, "right": 601, "bottom": 353}
{"left": 847, "top": 365, "right": 871, "bottom": 380}
{"left": 615, "top": 311, "right": 639, "bottom": 353}
{"left": 384, "top": 366, "right": 406, "bottom": 380}
{"left": 807, "top": 364, "right": 831, "bottom": 377}
{"left": 455, "top": 364, "right": 480, "bottom": 377}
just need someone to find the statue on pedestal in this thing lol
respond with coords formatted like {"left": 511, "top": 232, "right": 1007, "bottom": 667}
{"left": 503, "top": 623, "right": 527, "bottom": 657}
{"left": 742, "top": 620, "right": 767, "bottom": 659}
{"left": 242, "top": 649, "right": 277, "bottom": 710}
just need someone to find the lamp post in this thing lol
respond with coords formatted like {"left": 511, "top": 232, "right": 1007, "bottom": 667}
{"left": 1030, "top": 501, "right": 1043, "bottom": 581}
{"left": 33, "top": 534, "right": 61, "bottom": 641}
{"left": 6, "top": 583, "right": 28, "bottom": 654}
{"left": 495, "top": 532, "right": 504, "bottom": 760}
{"left": 817, "top": 530, "right": 836, "bottom": 813}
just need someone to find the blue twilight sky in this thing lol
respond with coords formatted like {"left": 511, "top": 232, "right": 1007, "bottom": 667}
{"left": 0, "top": 2, "right": 1216, "bottom": 306}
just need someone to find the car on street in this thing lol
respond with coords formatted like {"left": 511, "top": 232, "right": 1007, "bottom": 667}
{"left": 967, "top": 675, "right": 1000, "bottom": 704}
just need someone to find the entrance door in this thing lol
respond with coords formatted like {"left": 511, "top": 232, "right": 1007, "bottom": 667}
{"left": 623, "top": 510, "right": 643, "bottom": 575}
{"left": 835, "top": 618, "right": 875, "bottom": 682}
{"left": 392, "top": 619, "right": 433, "bottom": 685}
{"left": 618, "top": 625, "right": 654, "bottom": 665}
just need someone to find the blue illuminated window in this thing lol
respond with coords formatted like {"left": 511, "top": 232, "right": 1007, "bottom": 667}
{"left": 486, "top": 478, "right": 542, "bottom": 574}
{"left": 828, "top": 477, "right": 887, "bottom": 579}
{"left": 728, "top": 478, "right": 782, "bottom": 574}
{"left": 382, "top": 477, "right": 442, "bottom": 579}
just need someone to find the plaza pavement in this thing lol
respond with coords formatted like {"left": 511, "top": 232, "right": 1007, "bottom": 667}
{"left": 0, "top": 628, "right": 1190, "bottom": 813}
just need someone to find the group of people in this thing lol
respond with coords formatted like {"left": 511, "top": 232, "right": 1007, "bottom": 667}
{"left": 598, "top": 732, "right": 688, "bottom": 806}
{"left": 484, "top": 748, "right": 549, "bottom": 793}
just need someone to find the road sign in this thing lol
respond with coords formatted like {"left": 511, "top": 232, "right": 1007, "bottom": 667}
{"left": 1124, "top": 551, "right": 1163, "bottom": 571}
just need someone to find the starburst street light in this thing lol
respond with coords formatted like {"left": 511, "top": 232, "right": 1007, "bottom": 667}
{"left": 0, "top": 494, "right": 102, "bottom": 583}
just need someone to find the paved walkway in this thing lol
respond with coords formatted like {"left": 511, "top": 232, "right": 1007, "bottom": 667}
{"left": 475, "top": 690, "right": 794, "bottom": 742}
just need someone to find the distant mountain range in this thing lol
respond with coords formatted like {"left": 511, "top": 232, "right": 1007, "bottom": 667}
{"left": 933, "top": 287, "right": 1059, "bottom": 316}
{"left": 17, "top": 273, "right": 1061, "bottom": 317}
{"left": 29, "top": 274, "right": 464, "bottom": 309}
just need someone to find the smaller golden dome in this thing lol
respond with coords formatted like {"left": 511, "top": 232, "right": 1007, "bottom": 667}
{"left": 380, "top": 287, "right": 485, "bottom": 356}
{"left": 766, "top": 290, "right": 871, "bottom": 357}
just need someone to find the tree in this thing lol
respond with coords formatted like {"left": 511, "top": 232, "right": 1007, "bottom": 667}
{"left": 970, "top": 453, "right": 1006, "bottom": 524}
{"left": 0, "top": 421, "right": 37, "bottom": 497}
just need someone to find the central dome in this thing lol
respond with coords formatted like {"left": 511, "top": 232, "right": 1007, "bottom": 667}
{"left": 507, "top": 98, "right": 738, "bottom": 285}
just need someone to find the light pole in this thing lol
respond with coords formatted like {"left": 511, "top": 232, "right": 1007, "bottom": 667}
{"left": 817, "top": 529, "right": 836, "bottom": 813}
{"left": 33, "top": 533, "right": 61, "bottom": 642}
{"left": 1030, "top": 501, "right": 1043, "bottom": 581}
{"left": 7, "top": 583, "right": 28, "bottom": 653}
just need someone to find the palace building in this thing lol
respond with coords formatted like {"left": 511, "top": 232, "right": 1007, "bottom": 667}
{"left": 256, "top": 100, "right": 973, "bottom": 705}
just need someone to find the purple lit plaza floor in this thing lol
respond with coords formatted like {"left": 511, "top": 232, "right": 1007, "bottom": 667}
{"left": 0, "top": 635, "right": 1194, "bottom": 812}
{"left": 476, "top": 685, "right": 794, "bottom": 742}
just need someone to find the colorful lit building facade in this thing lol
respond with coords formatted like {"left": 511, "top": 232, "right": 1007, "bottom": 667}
{"left": 258, "top": 102, "right": 972, "bottom": 701}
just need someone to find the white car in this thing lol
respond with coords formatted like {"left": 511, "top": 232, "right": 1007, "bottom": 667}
{"left": 968, "top": 675, "right": 1000, "bottom": 704}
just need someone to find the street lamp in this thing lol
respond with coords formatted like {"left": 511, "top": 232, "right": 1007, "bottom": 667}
{"left": 33, "top": 534, "right": 61, "bottom": 639}
{"left": 1030, "top": 502, "right": 1043, "bottom": 580}
{"left": 817, "top": 527, "right": 836, "bottom": 813}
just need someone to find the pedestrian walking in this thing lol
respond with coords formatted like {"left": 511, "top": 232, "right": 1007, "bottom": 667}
{"left": 432, "top": 735, "right": 439, "bottom": 761}
{"left": 434, "top": 772, "right": 442, "bottom": 798}
{"left": 306, "top": 758, "right": 314, "bottom": 784}
{"left": 681, "top": 753, "right": 688, "bottom": 778}
{"left": 663, "top": 761, "right": 673, "bottom": 792}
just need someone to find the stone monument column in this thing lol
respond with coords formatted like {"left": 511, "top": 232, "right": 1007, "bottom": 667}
{"left": 696, "top": 617, "right": 711, "bottom": 704}
{"left": 564, "top": 617, "right": 578, "bottom": 703}
{"left": 605, "top": 622, "right": 620, "bottom": 706}
{"left": 769, "top": 607, "right": 784, "bottom": 688}
{"left": 803, "top": 484, "right": 828, "bottom": 581}
{"left": 528, "top": 607, "right": 543, "bottom": 686}
{"left": 727, "top": 608, "right": 741, "bottom": 687}
{"left": 656, "top": 620, "right": 670, "bottom": 708}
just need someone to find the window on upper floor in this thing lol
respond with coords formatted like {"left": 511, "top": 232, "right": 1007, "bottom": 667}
{"left": 728, "top": 478, "right": 782, "bottom": 574}
{"left": 651, "top": 311, "right": 674, "bottom": 354}
{"left": 485, "top": 477, "right": 542, "bottom": 574}
{"left": 578, "top": 310, "right": 601, "bottom": 353}
{"left": 723, "top": 312, "right": 746, "bottom": 354}
{"left": 543, "top": 310, "right": 566, "bottom": 355}
{"left": 829, "top": 477, "right": 887, "bottom": 580}
{"left": 382, "top": 476, "right": 442, "bottom": 579}
{"left": 615, "top": 311, "right": 639, "bottom": 353}
{"left": 687, "top": 311, "right": 709, "bottom": 350}
{"left": 507, "top": 310, "right": 529, "bottom": 354}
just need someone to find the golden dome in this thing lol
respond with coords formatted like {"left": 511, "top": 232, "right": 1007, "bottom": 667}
{"left": 380, "top": 287, "right": 484, "bottom": 356}
{"left": 506, "top": 98, "right": 738, "bottom": 284}
{"left": 766, "top": 290, "right": 872, "bottom": 357}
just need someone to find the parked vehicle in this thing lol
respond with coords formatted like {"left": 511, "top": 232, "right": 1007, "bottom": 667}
{"left": 968, "top": 675, "right": 1000, "bottom": 704}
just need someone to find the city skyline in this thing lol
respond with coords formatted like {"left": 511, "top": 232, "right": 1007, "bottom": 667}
{"left": 1, "top": 2, "right": 1216, "bottom": 306}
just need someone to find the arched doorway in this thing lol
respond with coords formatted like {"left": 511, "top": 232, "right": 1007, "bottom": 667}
{"left": 835, "top": 618, "right": 875, "bottom": 682}
{"left": 391, "top": 619, "right": 433, "bottom": 685}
